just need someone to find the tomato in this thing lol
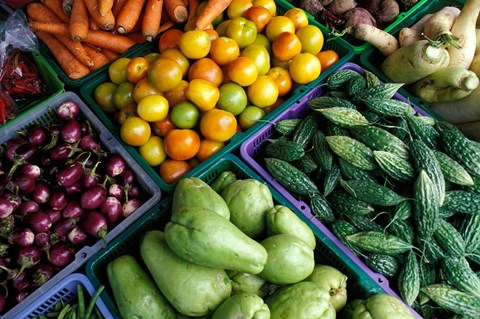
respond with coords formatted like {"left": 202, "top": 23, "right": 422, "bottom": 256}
{"left": 289, "top": 52, "right": 321, "bottom": 84}
{"left": 115, "top": 103, "right": 137, "bottom": 125}
{"left": 217, "top": 82, "right": 248, "bottom": 115}
{"left": 253, "top": 34, "right": 271, "bottom": 54}
{"left": 113, "top": 82, "right": 135, "bottom": 109}
{"left": 227, "top": 56, "right": 259, "bottom": 87}
{"left": 133, "top": 77, "right": 163, "bottom": 103}
{"left": 226, "top": 17, "right": 257, "bottom": 49}
{"left": 284, "top": 8, "right": 309, "bottom": 30}
{"left": 109, "top": 57, "right": 131, "bottom": 84}
{"left": 205, "top": 29, "right": 219, "bottom": 42}
{"left": 265, "top": 16, "right": 295, "bottom": 42}
{"left": 197, "top": 139, "right": 224, "bottom": 162}
{"left": 271, "top": 57, "right": 291, "bottom": 69}
{"left": 136, "top": 94, "right": 169, "bottom": 122}
{"left": 126, "top": 56, "right": 149, "bottom": 83}
{"left": 317, "top": 50, "right": 340, "bottom": 72}
{"left": 215, "top": 19, "right": 231, "bottom": 36}
{"left": 243, "top": 5, "right": 271, "bottom": 33}
{"left": 296, "top": 25, "right": 324, "bottom": 55}
{"left": 170, "top": 101, "right": 200, "bottom": 129}
{"left": 267, "top": 66, "right": 292, "bottom": 97}
{"left": 120, "top": 116, "right": 151, "bottom": 146}
{"left": 209, "top": 37, "right": 240, "bottom": 66}
{"left": 164, "top": 80, "right": 189, "bottom": 107}
{"left": 151, "top": 115, "right": 176, "bottom": 137}
{"left": 164, "top": 129, "right": 201, "bottom": 160}
{"left": 94, "top": 82, "right": 117, "bottom": 113}
{"left": 227, "top": 0, "right": 253, "bottom": 18}
{"left": 179, "top": 30, "right": 211, "bottom": 59}
{"left": 188, "top": 58, "right": 223, "bottom": 87}
{"left": 238, "top": 106, "right": 265, "bottom": 130}
{"left": 148, "top": 57, "right": 183, "bottom": 92}
{"left": 200, "top": 109, "right": 237, "bottom": 142}
{"left": 272, "top": 32, "right": 302, "bottom": 62}
{"left": 159, "top": 159, "right": 191, "bottom": 184}
{"left": 159, "top": 48, "right": 190, "bottom": 78}
{"left": 185, "top": 79, "right": 220, "bottom": 112}
{"left": 159, "top": 29, "right": 184, "bottom": 52}
{"left": 247, "top": 75, "right": 279, "bottom": 108}
{"left": 241, "top": 43, "right": 270, "bottom": 75}
{"left": 144, "top": 52, "right": 160, "bottom": 64}
{"left": 139, "top": 135, "right": 167, "bottom": 166}
{"left": 253, "top": 0, "right": 276, "bottom": 16}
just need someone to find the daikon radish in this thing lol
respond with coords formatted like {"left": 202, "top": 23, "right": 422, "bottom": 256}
{"left": 348, "top": 24, "right": 399, "bottom": 56}
{"left": 423, "top": 6, "right": 461, "bottom": 48}
{"left": 430, "top": 85, "right": 480, "bottom": 124}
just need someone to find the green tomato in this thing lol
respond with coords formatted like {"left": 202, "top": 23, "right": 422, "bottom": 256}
{"left": 94, "top": 82, "right": 117, "bottom": 113}
{"left": 238, "top": 106, "right": 265, "bottom": 130}
{"left": 109, "top": 57, "right": 131, "bottom": 84}
{"left": 217, "top": 82, "right": 248, "bottom": 115}
{"left": 226, "top": 17, "right": 257, "bottom": 49}
{"left": 170, "top": 101, "right": 200, "bottom": 129}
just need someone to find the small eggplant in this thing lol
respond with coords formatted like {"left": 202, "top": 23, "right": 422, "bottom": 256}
{"left": 67, "top": 227, "right": 88, "bottom": 246}
{"left": 80, "top": 185, "right": 106, "bottom": 210}
{"left": 106, "top": 154, "right": 126, "bottom": 177}
{"left": 62, "top": 201, "right": 84, "bottom": 219}
{"left": 0, "top": 198, "right": 13, "bottom": 218}
{"left": 49, "top": 189, "right": 68, "bottom": 211}
{"left": 27, "top": 126, "right": 48, "bottom": 146}
{"left": 49, "top": 242, "right": 76, "bottom": 267}
{"left": 56, "top": 162, "right": 84, "bottom": 188}
{"left": 10, "top": 229, "right": 35, "bottom": 247}
{"left": 60, "top": 119, "right": 82, "bottom": 144}
{"left": 56, "top": 100, "right": 80, "bottom": 120}
{"left": 82, "top": 211, "right": 108, "bottom": 246}
{"left": 101, "top": 197, "right": 123, "bottom": 225}
{"left": 20, "top": 163, "right": 42, "bottom": 180}
{"left": 31, "top": 181, "right": 51, "bottom": 204}
{"left": 27, "top": 212, "right": 53, "bottom": 233}
{"left": 122, "top": 198, "right": 142, "bottom": 218}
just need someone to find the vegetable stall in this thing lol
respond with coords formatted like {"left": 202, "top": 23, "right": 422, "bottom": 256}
{"left": 0, "top": 0, "right": 480, "bottom": 318}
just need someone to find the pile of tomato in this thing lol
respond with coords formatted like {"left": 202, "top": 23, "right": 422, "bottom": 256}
{"left": 93, "top": 0, "right": 340, "bottom": 184}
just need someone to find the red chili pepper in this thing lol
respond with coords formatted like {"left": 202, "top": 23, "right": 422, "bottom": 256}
{"left": 0, "top": 91, "right": 16, "bottom": 125}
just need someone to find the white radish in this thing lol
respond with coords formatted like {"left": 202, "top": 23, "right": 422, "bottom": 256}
{"left": 448, "top": 0, "right": 480, "bottom": 69}
{"left": 430, "top": 84, "right": 480, "bottom": 124}
{"left": 348, "top": 24, "right": 399, "bottom": 56}
{"left": 423, "top": 6, "right": 461, "bottom": 47}
{"left": 399, "top": 14, "right": 433, "bottom": 47}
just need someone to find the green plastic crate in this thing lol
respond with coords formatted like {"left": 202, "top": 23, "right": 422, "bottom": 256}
{"left": 277, "top": 0, "right": 429, "bottom": 55}
{"left": 0, "top": 51, "right": 65, "bottom": 129}
{"left": 85, "top": 153, "right": 391, "bottom": 319}
{"left": 359, "top": 0, "right": 466, "bottom": 119}
{"left": 79, "top": 0, "right": 354, "bottom": 193}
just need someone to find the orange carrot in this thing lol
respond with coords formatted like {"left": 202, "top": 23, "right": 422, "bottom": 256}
{"left": 55, "top": 34, "right": 94, "bottom": 67}
{"left": 84, "top": 29, "right": 136, "bottom": 53}
{"left": 126, "top": 31, "right": 148, "bottom": 43}
{"left": 69, "top": 0, "right": 89, "bottom": 41}
{"left": 84, "top": 44, "right": 110, "bottom": 70}
{"left": 131, "top": 10, "right": 145, "bottom": 32}
{"left": 40, "top": 0, "right": 70, "bottom": 23}
{"left": 36, "top": 31, "right": 90, "bottom": 79}
{"left": 116, "top": 0, "right": 146, "bottom": 34}
{"left": 195, "top": 0, "right": 232, "bottom": 30}
{"left": 99, "top": 0, "right": 114, "bottom": 16}
{"left": 89, "top": 17, "right": 100, "bottom": 30}
{"left": 159, "top": 20, "right": 174, "bottom": 33}
{"left": 27, "top": 3, "right": 62, "bottom": 23}
{"left": 84, "top": 0, "right": 115, "bottom": 30}
{"left": 187, "top": 0, "right": 199, "bottom": 21}
{"left": 164, "top": 0, "right": 187, "bottom": 23}
{"left": 112, "top": 0, "right": 128, "bottom": 16}
{"left": 142, "top": 0, "right": 163, "bottom": 42}
{"left": 101, "top": 48, "right": 121, "bottom": 60}
{"left": 29, "top": 21, "right": 70, "bottom": 36}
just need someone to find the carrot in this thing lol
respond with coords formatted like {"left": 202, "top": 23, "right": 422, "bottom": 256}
{"left": 142, "top": 0, "right": 163, "bottom": 42}
{"left": 84, "top": 0, "right": 115, "bottom": 30}
{"left": 84, "top": 29, "right": 136, "bottom": 53}
{"left": 101, "top": 48, "right": 121, "bottom": 60}
{"left": 112, "top": 0, "right": 128, "bottom": 16}
{"left": 89, "top": 17, "right": 100, "bottom": 30}
{"left": 187, "top": 0, "right": 199, "bottom": 21}
{"left": 55, "top": 34, "right": 94, "bottom": 67}
{"left": 36, "top": 31, "right": 90, "bottom": 79}
{"left": 423, "top": 7, "right": 461, "bottom": 48}
{"left": 84, "top": 44, "right": 110, "bottom": 70}
{"left": 27, "top": 3, "right": 62, "bottom": 23}
{"left": 348, "top": 24, "right": 399, "bottom": 56}
{"left": 99, "top": 0, "right": 114, "bottom": 16}
{"left": 448, "top": 0, "right": 480, "bottom": 69}
{"left": 62, "top": 0, "right": 74, "bottom": 16}
{"left": 40, "top": 0, "right": 70, "bottom": 23}
{"left": 116, "top": 0, "right": 146, "bottom": 34}
{"left": 159, "top": 20, "right": 174, "bottom": 33}
{"left": 164, "top": 0, "right": 188, "bottom": 23}
{"left": 69, "top": 0, "right": 89, "bottom": 41}
{"left": 127, "top": 31, "right": 149, "bottom": 43}
{"left": 195, "top": 0, "right": 232, "bottom": 30}
{"left": 29, "top": 21, "right": 70, "bottom": 36}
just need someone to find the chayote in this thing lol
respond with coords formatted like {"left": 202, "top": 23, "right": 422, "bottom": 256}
{"left": 266, "top": 281, "right": 335, "bottom": 319}
{"left": 260, "top": 234, "right": 315, "bottom": 284}
{"left": 266, "top": 205, "right": 316, "bottom": 250}
{"left": 221, "top": 179, "right": 274, "bottom": 238}
{"left": 211, "top": 293, "right": 271, "bottom": 319}
{"left": 305, "top": 264, "right": 348, "bottom": 311}
{"left": 340, "top": 300, "right": 366, "bottom": 319}
{"left": 351, "top": 294, "right": 415, "bottom": 319}
{"left": 229, "top": 272, "right": 270, "bottom": 298}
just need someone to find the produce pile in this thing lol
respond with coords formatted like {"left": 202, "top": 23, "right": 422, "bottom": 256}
{"left": 258, "top": 66, "right": 480, "bottom": 318}
{"left": 107, "top": 174, "right": 415, "bottom": 319}
{"left": 92, "top": 1, "right": 339, "bottom": 184}
{"left": 0, "top": 99, "right": 146, "bottom": 314}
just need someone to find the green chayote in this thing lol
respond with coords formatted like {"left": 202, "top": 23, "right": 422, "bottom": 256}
{"left": 305, "top": 264, "right": 348, "bottom": 311}
{"left": 211, "top": 293, "right": 270, "bottom": 319}
{"left": 351, "top": 294, "right": 415, "bottom": 319}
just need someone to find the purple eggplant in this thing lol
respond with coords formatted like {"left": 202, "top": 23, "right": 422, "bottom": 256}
{"left": 80, "top": 135, "right": 101, "bottom": 151}
{"left": 82, "top": 160, "right": 101, "bottom": 188}
{"left": 15, "top": 290, "right": 30, "bottom": 303}
{"left": 20, "top": 163, "right": 42, "bottom": 180}
{"left": 127, "top": 185, "right": 141, "bottom": 199}
{"left": 82, "top": 211, "right": 108, "bottom": 246}
{"left": 49, "top": 243, "right": 75, "bottom": 267}
{"left": 13, "top": 175, "right": 36, "bottom": 194}
{"left": 44, "top": 209, "right": 62, "bottom": 224}
{"left": 106, "top": 155, "right": 126, "bottom": 177}
{"left": 49, "top": 189, "right": 68, "bottom": 211}
{"left": 60, "top": 119, "right": 82, "bottom": 144}
{"left": 122, "top": 199, "right": 142, "bottom": 218}
{"left": 53, "top": 218, "right": 78, "bottom": 237}
{"left": 67, "top": 227, "right": 88, "bottom": 246}
{"left": 0, "top": 198, "right": 13, "bottom": 218}
{"left": 7, "top": 144, "right": 39, "bottom": 176}
{"left": 27, "top": 212, "right": 52, "bottom": 233}
{"left": 35, "top": 232, "right": 51, "bottom": 253}
{"left": 101, "top": 197, "right": 123, "bottom": 225}
{"left": 62, "top": 201, "right": 84, "bottom": 219}
{"left": 5, "top": 138, "right": 27, "bottom": 162}
{"left": 32, "top": 262, "right": 55, "bottom": 286}
{"left": 56, "top": 162, "right": 84, "bottom": 188}
{"left": 121, "top": 169, "right": 135, "bottom": 186}
{"left": 27, "top": 126, "right": 48, "bottom": 146}
{"left": 3, "top": 193, "right": 21, "bottom": 212}
{"left": 65, "top": 183, "right": 82, "bottom": 194}
{"left": 56, "top": 100, "right": 80, "bottom": 120}
{"left": 32, "top": 181, "right": 51, "bottom": 204}
{"left": 108, "top": 184, "right": 124, "bottom": 200}
{"left": 80, "top": 185, "right": 106, "bottom": 210}
{"left": 18, "top": 201, "right": 40, "bottom": 215}
{"left": 50, "top": 143, "right": 79, "bottom": 161}
{"left": 12, "top": 272, "right": 30, "bottom": 291}
{"left": 17, "top": 246, "right": 42, "bottom": 273}
{"left": 10, "top": 229, "right": 35, "bottom": 247}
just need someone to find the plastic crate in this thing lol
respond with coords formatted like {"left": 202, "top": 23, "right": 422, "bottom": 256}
{"left": 0, "top": 51, "right": 65, "bottom": 129}
{"left": 277, "top": 0, "right": 429, "bottom": 55}
{"left": 12, "top": 273, "right": 113, "bottom": 319}
{"left": 0, "top": 91, "right": 161, "bottom": 319}
{"left": 240, "top": 62, "right": 431, "bottom": 319}
{"left": 85, "top": 153, "right": 410, "bottom": 318}
{"left": 79, "top": 0, "right": 354, "bottom": 193}
{"left": 359, "top": 0, "right": 466, "bottom": 118}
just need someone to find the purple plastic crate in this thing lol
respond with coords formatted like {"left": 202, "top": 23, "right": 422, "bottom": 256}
{"left": 240, "top": 62, "right": 425, "bottom": 319}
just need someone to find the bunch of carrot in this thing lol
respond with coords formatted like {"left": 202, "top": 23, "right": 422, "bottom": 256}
{"left": 27, "top": 0, "right": 213, "bottom": 80}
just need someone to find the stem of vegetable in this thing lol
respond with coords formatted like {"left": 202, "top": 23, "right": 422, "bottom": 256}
{"left": 85, "top": 285, "right": 104, "bottom": 319}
